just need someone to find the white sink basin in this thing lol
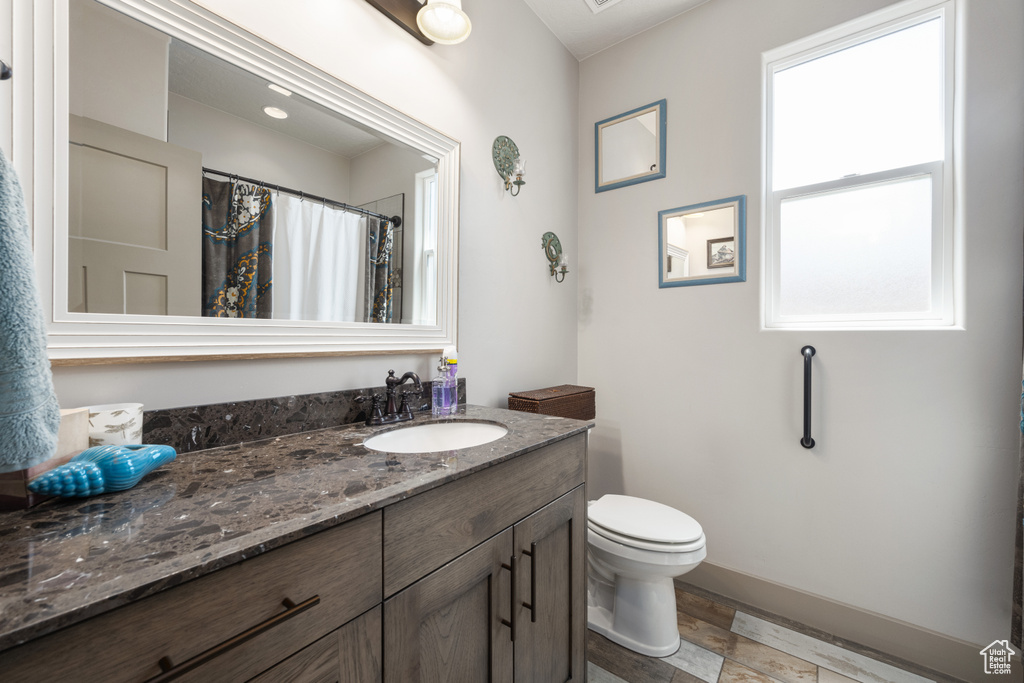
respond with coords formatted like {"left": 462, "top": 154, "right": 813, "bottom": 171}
{"left": 363, "top": 421, "right": 508, "bottom": 454}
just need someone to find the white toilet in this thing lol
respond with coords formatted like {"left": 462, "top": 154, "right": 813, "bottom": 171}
{"left": 586, "top": 494, "right": 707, "bottom": 657}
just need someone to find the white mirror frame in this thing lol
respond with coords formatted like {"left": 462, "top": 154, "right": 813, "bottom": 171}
{"left": 23, "top": 0, "right": 460, "bottom": 364}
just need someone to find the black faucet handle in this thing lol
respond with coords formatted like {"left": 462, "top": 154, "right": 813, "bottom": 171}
{"left": 356, "top": 393, "right": 386, "bottom": 425}
{"left": 398, "top": 388, "right": 421, "bottom": 414}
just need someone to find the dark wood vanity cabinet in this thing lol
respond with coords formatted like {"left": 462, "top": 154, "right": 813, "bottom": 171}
{"left": 251, "top": 605, "right": 383, "bottom": 683}
{"left": 382, "top": 434, "right": 587, "bottom": 683}
{"left": 0, "top": 432, "right": 587, "bottom": 683}
{"left": 385, "top": 527, "right": 516, "bottom": 682}
{"left": 0, "top": 512, "right": 383, "bottom": 682}
{"left": 513, "top": 486, "right": 586, "bottom": 683}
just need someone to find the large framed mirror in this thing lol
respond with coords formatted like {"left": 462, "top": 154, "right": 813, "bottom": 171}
{"left": 595, "top": 99, "right": 666, "bottom": 193}
{"left": 658, "top": 196, "right": 746, "bottom": 288}
{"left": 27, "top": 0, "right": 459, "bottom": 363}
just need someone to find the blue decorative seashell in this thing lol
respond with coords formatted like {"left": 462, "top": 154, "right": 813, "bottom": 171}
{"left": 28, "top": 444, "right": 177, "bottom": 498}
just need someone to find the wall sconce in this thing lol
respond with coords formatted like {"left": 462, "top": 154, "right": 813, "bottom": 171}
{"left": 542, "top": 232, "right": 569, "bottom": 283}
{"left": 493, "top": 136, "right": 526, "bottom": 196}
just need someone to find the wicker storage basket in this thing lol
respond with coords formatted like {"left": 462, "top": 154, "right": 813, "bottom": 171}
{"left": 507, "top": 385, "right": 595, "bottom": 420}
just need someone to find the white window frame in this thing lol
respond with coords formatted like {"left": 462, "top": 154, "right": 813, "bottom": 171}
{"left": 413, "top": 168, "right": 438, "bottom": 326}
{"left": 762, "top": 0, "right": 959, "bottom": 330}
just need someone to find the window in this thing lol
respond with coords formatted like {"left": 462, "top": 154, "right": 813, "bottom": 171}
{"left": 413, "top": 169, "right": 438, "bottom": 325}
{"left": 763, "top": 0, "right": 956, "bottom": 328}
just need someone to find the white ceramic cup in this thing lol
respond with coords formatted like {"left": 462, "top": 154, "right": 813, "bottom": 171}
{"left": 87, "top": 403, "right": 144, "bottom": 447}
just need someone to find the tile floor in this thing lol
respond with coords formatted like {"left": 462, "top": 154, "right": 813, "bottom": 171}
{"left": 586, "top": 585, "right": 954, "bottom": 683}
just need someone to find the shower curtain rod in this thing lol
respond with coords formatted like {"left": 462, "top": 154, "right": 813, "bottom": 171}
{"left": 203, "top": 167, "right": 401, "bottom": 228}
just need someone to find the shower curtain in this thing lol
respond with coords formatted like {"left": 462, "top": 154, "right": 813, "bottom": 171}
{"left": 365, "top": 215, "right": 397, "bottom": 323}
{"left": 202, "top": 177, "right": 273, "bottom": 318}
{"left": 272, "top": 193, "right": 364, "bottom": 321}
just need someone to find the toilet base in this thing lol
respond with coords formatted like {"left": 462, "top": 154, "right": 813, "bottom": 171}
{"left": 586, "top": 574, "right": 682, "bottom": 657}
{"left": 587, "top": 603, "right": 680, "bottom": 657}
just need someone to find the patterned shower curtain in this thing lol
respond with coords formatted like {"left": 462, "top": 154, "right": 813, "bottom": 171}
{"left": 202, "top": 177, "right": 273, "bottom": 318}
{"left": 364, "top": 215, "right": 398, "bottom": 323}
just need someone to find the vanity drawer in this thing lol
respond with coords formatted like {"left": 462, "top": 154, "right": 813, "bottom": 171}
{"left": 383, "top": 433, "right": 585, "bottom": 596}
{"left": 0, "top": 511, "right": 382, "bottom": 683}
{"left": 251, "top": 605, "right": 382, "bottom": 683}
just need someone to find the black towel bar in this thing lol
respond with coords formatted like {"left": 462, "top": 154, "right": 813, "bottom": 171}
{"left": 801, "top": 346, "right": 816, "bottom": 449}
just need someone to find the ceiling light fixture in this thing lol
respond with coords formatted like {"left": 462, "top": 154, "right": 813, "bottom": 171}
{"left": 416, "top": 0, "right": 471, "bottom": 45}
{"left": 262, "top": 106, "right": 289, "bottom": 119}
{"left": 267, "top": 83, "right": 292, "bottom": 97}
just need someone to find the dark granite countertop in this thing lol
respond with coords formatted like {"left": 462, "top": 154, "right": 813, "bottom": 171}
{"left": 0, "top": 405, "right": 592, "bottom": 652}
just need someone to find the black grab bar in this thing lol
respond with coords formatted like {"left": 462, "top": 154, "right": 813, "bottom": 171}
{"left": 801, "top": 346, "right": 816, "bottom": 449}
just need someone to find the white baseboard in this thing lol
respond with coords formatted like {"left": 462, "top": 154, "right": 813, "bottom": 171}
{"left": 678, "top": 562, "right": 985, "bottom": 683}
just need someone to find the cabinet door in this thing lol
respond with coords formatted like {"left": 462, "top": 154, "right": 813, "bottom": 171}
{"left": 513, "top": 485, "right": 586, "bottom": 683}
{"left": 250, "top": 606, "right": 381, "bottom": 683}
{"left": 384, "top": 528, "right": 514, "bottom": 683}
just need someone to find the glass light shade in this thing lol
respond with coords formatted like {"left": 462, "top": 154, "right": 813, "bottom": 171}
{"left": 513, "top": 156, "right": 525, "bottom": 179}
{"left": 417, "top": 0, "right": 472, "bottom": 45}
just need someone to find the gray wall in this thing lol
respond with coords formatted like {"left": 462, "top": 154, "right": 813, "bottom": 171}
{"left": 50, "top": 0, "right": 580, "bottom": 411}
{"left": 578, "top": 0, "right": 1023, "bottom": 649}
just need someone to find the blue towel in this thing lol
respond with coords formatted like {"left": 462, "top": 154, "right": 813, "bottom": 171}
{"left": 0, "top": 149, "right": 60, "bottom": 473}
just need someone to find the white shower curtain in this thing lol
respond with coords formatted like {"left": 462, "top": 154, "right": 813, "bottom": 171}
{"left": 272, "top": 193, "right": 365, "bottom": 321}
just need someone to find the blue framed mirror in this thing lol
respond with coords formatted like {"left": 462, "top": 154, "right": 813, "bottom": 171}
{"left": 659, "top": 195, "right": 746, "bottom": 288}
{"left": 595, "top": 99, "right": 666, "bottom": 193}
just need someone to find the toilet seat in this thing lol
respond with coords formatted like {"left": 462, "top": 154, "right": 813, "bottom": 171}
{"left": 588, "top": 521, "right": 706, "bottom": 553}
{"left": 588, "top": 494, "right": 703, "bottom": 546}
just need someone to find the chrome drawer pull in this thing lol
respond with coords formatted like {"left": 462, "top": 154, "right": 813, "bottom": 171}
{"left": 147, "top": 595, "right": 320, "bottom": 682}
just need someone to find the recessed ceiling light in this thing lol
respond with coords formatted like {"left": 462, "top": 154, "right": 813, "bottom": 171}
{"left": 267, "top": 83, "right": 292, "bottom": 97}
{"left": 263, "top": 106, "right": 289, "bottom": 119}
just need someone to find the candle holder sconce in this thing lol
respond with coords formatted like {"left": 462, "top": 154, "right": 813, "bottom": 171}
{"left": 493, "top": 135, "right": 525, "bottom": 196}
{"left": 542, "top": 232, "right": 568, "bottom": 283}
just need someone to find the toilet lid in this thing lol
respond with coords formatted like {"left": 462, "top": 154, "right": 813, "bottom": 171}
{"left": 588, "top": 494, "right": 703, "bottom": 544}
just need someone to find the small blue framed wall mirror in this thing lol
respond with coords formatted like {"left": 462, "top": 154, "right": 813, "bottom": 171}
{"left": 595, "top": 99, "right": 666, "bottom": 193}
{"left": 658, "top": 195, "right": 746, "bottom": 288}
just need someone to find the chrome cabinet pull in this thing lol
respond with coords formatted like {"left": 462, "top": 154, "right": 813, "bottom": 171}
{"left": 499, "top": 557, "right": 517, "bottom": 641}
{"left": 147, "top": 595, "right": 320, "bottom": 682}
{"left": 801, "top": 346, "right": 816, "bottom": 449}
{"left": 521, "top": 543, "right": 537, "bottom": 622}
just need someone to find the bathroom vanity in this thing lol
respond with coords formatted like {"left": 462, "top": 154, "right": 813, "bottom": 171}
{"left": 0, "top": 406, "right": 591, "bottom": 682}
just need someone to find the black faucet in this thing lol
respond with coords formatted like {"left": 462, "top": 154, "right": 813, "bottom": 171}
{"left": 383, "top": 370, "right": 422, "bottom": 423}
{"left": 356, "top": 370, "right": 423, "bottom": 426}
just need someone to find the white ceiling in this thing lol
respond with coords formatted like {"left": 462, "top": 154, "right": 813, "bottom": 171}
{"left": 522, "top": 0, "right": 711, "bottom": 60}
{"left": 169, "top": 40, "right": 387, "bottom": 159}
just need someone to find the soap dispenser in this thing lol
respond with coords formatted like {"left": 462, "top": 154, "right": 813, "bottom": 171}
{"left": 431, "top": 358, "right": 453, "bottom": 417}
{"left": 443, "top": 346, "right": 458, "bottom": 411}
{"left": 431, "top": 347, "right": 459, "bottom": 417}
